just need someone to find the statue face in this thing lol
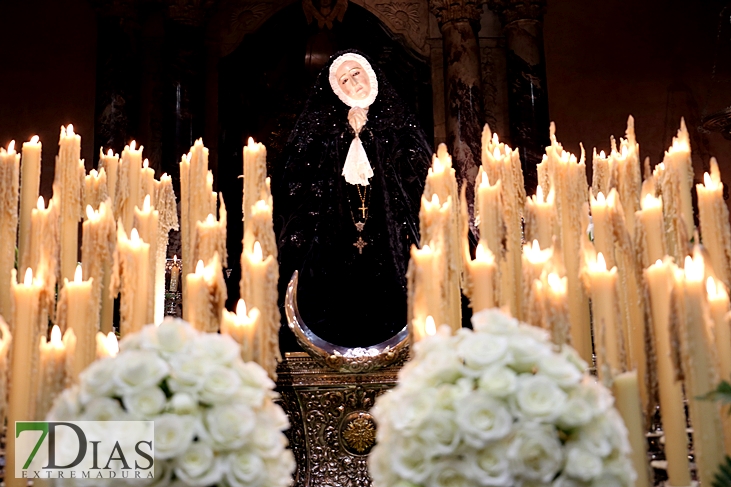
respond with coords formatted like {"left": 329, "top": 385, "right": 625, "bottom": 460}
{"left": 335, "top": 60, "right": 371, "bottom": 101}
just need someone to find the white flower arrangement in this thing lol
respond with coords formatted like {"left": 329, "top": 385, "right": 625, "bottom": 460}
{"left": 369, "top": 309, "right": 635, "bottom": 487}
{"left": 48, "top": 318, "right": 295, "bottom": 487}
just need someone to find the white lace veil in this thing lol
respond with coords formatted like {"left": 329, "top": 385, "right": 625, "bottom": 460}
{"left": 328, "top": 53, "right": 379, "bottom": 186}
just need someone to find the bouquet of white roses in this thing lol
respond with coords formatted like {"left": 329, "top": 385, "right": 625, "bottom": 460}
{"left": 48, "top": 318, "right": 295, "bottom": 487}
{"left": 369, "top": 309, "right": 635, "bottom": 487}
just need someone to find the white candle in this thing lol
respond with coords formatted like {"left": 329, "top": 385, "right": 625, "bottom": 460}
{"left": 221, "top": 299, "right": 260, "bottom": 363}
{"left": 111, "top": 225, "right": 150, "bottom": 336}
{"left": 54, "top": 125, "right": 86, "bottom": 286}
{"left": 81, "top": 200, "right": 116, "bottom": 334}
{"left": 18, "top": 135, "right": 41, "bottom": 275}
{"left": 57, "top": 265, "right": 94, "bottom": 382}
{"left": 36, "top": 325, "right": 69, "bottom": 420}
{"left": 0, "top": 140, "right": 20, "bottom": 320}
{"left": 697, "top": 158, "right": 731, "bottom": 289}
{"left": 636, "top": 193, "right": 667, "bottom": 268}
{"left": 186, "top": 253, "right": 227, "bottom": 334}
{"left": 99, "top": 148, "right": 119, "bottom": 214}
{"left": 118, "top": 140, "right": 143, "bottom": 233}
{"left": 134, "top": 194, "right": 159, "bottom": 324}
{"left": 466, "top": 242, "right": 496, "bottom": 313}
{"left": 6, "top": 268, "right": 44, "bottom": 487}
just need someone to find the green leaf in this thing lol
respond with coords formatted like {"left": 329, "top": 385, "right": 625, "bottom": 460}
{"left": 713, "top": 456, "right": 731, "bottom": 487}
{"left": 698, "top": 380, "right": 731, "bottom": 406}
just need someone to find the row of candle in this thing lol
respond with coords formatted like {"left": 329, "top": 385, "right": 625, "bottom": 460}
{"left": 408, "top": 116, "right": 731, "bottom": 487}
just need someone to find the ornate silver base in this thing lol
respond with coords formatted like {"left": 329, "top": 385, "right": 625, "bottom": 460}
{"left": 276, "top": 352, "right": 405, "bottom": 487}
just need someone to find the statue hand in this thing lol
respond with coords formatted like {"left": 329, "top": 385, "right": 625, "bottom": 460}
{"left": 348, "top": 107, "right": 368, "bottom": 134}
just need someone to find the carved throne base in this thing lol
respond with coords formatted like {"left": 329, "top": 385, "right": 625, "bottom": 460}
{"left": 276, "top": 352, "right": 404, "bottom": 487}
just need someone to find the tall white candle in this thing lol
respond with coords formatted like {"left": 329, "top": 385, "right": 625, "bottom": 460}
{"left": 18, "top": 135, "right": 41, "bottom": 275}
{"left": 0, "top": 140, "right": 20, "bottom": 320}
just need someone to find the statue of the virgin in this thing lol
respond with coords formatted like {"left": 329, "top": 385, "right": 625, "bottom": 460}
{"left": 273, "top": 50, "right": 433, "bottom": 349}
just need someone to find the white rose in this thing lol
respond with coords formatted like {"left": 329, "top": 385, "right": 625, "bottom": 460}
{"left": 557, "top": 391, "right": 594, "bottom": 429}
{"left": 81, "top": 397, "right": 128, "bottom": 421}
{"left": 478, "top": 365, "right": 518, "bottom": 398}
{"left": 513, "top": 374, "right": 567, "bottom": 422}
{"left": 471, "top": 309, "right": 520, "bottom": 335}
{"left": 457, "top": 331, "right": 510, "bottom": 372}
{"left": 414, "top": 352, "right": 466, "bottom": 387}
{"left": 189, "top": 333, "right": 240, "bottom": 365}
{"left": 203, "top": 403, "right": 256, "bottom": 450}
{"left": 123, "top": 387, "right": 166, "bottom": 419}
{"left": 427, "top": 458, "right": 474, "bottom": 487}
{"left": 234, "top": 360, "right": 275, "bottom": 390}
{"left": 386, "top": 390, "right": 434, "bottom": 434}
{"left": 591, "top": 474, "right": 627, "bottom": 487}
{"left": 507, "top": 335, "right": 551, "bottom": 373}
{"left": 79, "top": 358, "right": 118, "bottom": 402}
{"left": 507, "top": 423, "right": 563, "bottom": 483}
{"left": 436, "top": 379, "right": 472, "bottom": 411}
{"left": 417, "top": 409, "right": 460, "bottom": 455}
{"left": 578, "top": 378, "right": 614, "bottom": 414}
{"left": 224, "top": 449, "right": 265, "bottom": 487}
{"left": 264, "top": 452, "right": 296, "bottom": 487}
{"left": 260, "top": 400, "right": 290, "bottom": 431}
{"left": 173, "top": 442, "right": 224, "bottom": 487}
{"left": 152, "top": 319, "right": 196, "bottom": 356}
{"left": 552, "top": 475, "right": 587, "bottom": 487}
{"left": 602, "top": 448, "right": 636, "bottom": 485}
{"left": 576, "top": 409, "right": 630, "bottom": 458}
{"left": 456, "top": 391, "right": 512, "bottom": 447}
{"left": 167, "top": 353, "right": 214, "bottom": 394}
{"left": 198, "top": 364, "right": 243, "bottom": 404}
{"left": 536, "top": 354, "right": 583, "bottom": 389}
{"left": 564, "top": 446, "right": 603, "bottom": 481}
{"left": 119, "top": 330, "right": 145, "bottom": 351}
{"left": 390, "top": 434, "right": 435, "bottom": 484}
{"left": 473, "top": 441, "right": 513, "bottom": 486}
{"left": 114, "top": 350, "right": 170, "bottom": 395}
{"left": 155, "top": 413, "right": 197, "bottom": 460}
{"left": 48, "top": 386, "right": 81, "bottom": 421}
{"left": 250, "top": 423, "right": 287, "bottom": 458}
{"left": 168, "top": 393, "right": 199, "bottom": 415}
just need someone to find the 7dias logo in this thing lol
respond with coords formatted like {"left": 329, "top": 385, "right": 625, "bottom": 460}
{"left": 15, "top": 421, "right": 154, "bottom": 480}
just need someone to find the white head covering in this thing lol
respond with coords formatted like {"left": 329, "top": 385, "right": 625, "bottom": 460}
{"left": 328, "top": 53, "right": 379, "bottom": 186}
{"left": 328, "top": 52, "right": 379, "bottom": 109}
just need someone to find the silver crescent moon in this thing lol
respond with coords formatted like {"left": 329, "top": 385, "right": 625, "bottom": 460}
{"left": 285, "top": 270, "right": 410, "bottom": 373}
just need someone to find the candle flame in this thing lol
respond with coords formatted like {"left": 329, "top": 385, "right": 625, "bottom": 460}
{"left": 131, "top": 228, "right": 142, "bottom": 243}
{"left": 596, "top": 192, "right": 606, "bottom": 204}
{"left": 24, "top": 267, "right": 33, "bottom": 285}
{"left": 493, "top": 147, "right": 501, "bottom": 159}
{"left": 596, "top": 252, "right": 607, "bottom": 270}
{"left": 536, "top": 185, "right": 544, "bottom": 203}
{"left": 253, "top": 241, "right": 263, "bottom": 262}
{"left": 143, "top": 158, "right": 149, "bottom": 169}
{"left": 7, "top": 140, "right": 15, "bottom": 152}
{"left": 481, "top": 171, "right": 490, "bottom": 187}
{"left": 641, "top": 193, "right": 661, "bottom": 210}
{"left": 86, "top": 205, "right": 94, "bottom": 220}
{"left": 90, "top": 169, "right": 98, "bottom": 178}
{"left": 492, "top": 133, "right": 499, "bottom": 144}
{"left": 130, "top": 140, "right": 136, "bottom": 151}
{"left": 684, "top": 254, "right": 704, "bottom": 282}
{"left": 422, "top": 244, "right": 431, "bottom": 252}
{"left": 106, "top": 332, "right": 119, "bottom": 356}
{"left": 37, "top": 196, "right": 45, "bottom": 211}
{"left": 431, "top": 193, "right": 440, "bottom": 206}
{"left": 107, "top": 148, "right": 114, "bottom": 157}
{"left": 74, "top": 264, "right": 83, "bottom": 283}
{"left": 547, "top": 272, "right": 565, "bottom": 292}
{"left": 247, "top": 137, "right": 256, "bottom": 149}
{"left": 425, "top": 316, "right": 436, "bottom": 336}
{"left": 475, "top": 243, "right": 495, "bottom": 263}
{"left": 67, "top": 124, "right": 75, "bottom": 136}
{"left": 655, "top": 259, "right": 663, "bottom": 266}
{"left": 50, "top": 325, "right": 63, "bottom": 347}
{"left": 30, "top": 135, "right": 39, "bottom": 144}
{"left": 206, "top": 213, "right": 215, "bottom": 224}
{"left": 236, "top": 299, "right": 247, "bottom": 317}
{"left": 173, "top": 255, "right": 178, "bottom": 263}
{"left": 599, "top": 150, "right": 606, "bottom": 159}
{"left": 195, "top": 260, "right": 205, "bottom": 275}
{"left": 143, "top": 194, "right": 151, "bottom": 212}
{"left": 531, "top": 239, "right": 541, "bottom": 253}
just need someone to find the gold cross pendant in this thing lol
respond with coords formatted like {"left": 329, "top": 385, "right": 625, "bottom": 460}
{"left": 353, "top": 236, "right": 367, "bottom": 254}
